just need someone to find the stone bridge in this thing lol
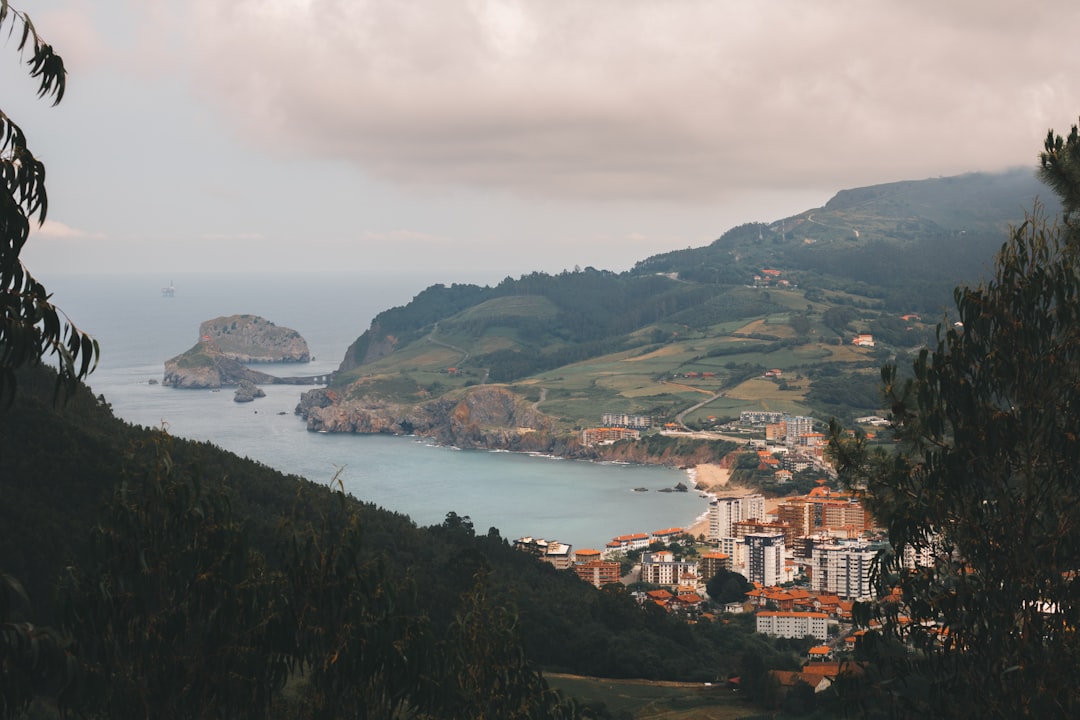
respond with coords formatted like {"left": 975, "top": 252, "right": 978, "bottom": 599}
{"left": 270, "top": 372, "right": 336, "bottom": 386}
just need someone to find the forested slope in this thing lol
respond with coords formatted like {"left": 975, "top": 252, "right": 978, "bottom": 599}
{"left": 1, "top": 365, "right": 804, "bottom": 717}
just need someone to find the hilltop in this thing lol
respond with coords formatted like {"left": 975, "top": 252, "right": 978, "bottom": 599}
{"left": 297, "top": 169, "right": 1052, "bottom": 456}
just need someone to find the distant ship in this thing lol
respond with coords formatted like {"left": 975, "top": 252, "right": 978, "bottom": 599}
{"left": 162, "top": 281, "right": 175, "bottom": 298}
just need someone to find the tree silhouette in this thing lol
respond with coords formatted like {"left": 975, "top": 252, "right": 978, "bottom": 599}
{"left": 832, "top": 195, "right": 1080, "bottom": 715}
{"left": 0, "top": 3, "right": 97, "bottom": 405}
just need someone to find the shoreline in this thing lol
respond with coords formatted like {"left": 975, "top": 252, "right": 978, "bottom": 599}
{"left": 683, "top": 463, "right": 734, "bottom": 539}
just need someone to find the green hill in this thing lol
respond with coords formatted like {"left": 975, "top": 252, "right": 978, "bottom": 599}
{"left": 308, "top": 170, "right": 1046, "bottom": 441}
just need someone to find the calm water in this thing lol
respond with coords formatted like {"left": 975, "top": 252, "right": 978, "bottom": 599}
{"left": 46, "top": 272, "right": 709, "bottom": 550}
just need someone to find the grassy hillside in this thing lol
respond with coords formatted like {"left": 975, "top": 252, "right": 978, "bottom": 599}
{"left": 325, "top": 170, "right": 1042, "bottom": 431}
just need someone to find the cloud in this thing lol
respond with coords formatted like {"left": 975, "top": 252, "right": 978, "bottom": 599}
{"left": 150, "top": 1, "right": 1080, "bottom": 204}
{"left": 32, "top": 220, "right": 105, "bottom": 240}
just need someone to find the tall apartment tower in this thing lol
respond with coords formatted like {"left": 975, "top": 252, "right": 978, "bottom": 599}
{"left": 810, "top": 541, "right": 878, "bottom": 600}
{"left": 708, "top": 494, "right": 765, "bottom": 540}
{"left": 745, "top": 532, "right": 785, "bottom": 587}
{"left": 783, "top": 415, "right": 815, "bottom": 445}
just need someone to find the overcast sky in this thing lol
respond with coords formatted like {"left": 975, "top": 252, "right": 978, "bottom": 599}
{"left": 7, "top": 0, "right": 1080, "bottom": 285}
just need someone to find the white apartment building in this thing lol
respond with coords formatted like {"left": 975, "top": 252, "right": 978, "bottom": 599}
{"left": 708, "top": 493, "right": 765, "bottom": 540}
{"left": 755, "top": 611, "right": 830, "bottom": 641}
{"left": 640, "top": 550, "right": 699, "bottom": 587}
{"left": 810, "top": 541, "right": 878, "bottom": 600}
{"left": 716, "top": 536, "right": 746, "bottom": 573}
{"left": 740, "top": 410, "right": 786, "bottom": 425}
{"left": 784, "top": 415, "right": 815, "bottom": 446}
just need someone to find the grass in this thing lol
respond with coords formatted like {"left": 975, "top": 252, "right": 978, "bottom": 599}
{"left": 328, "top": 281, "right": 898, "bottom": 432}
{"left": 452, "top": 294, "right": 559, "bottom": 321}
{"left": 546, "top": 674, "right": 756, "bottom": 720}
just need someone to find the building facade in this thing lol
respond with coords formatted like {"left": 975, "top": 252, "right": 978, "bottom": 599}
{"left": 810, "top": 541, "right": 877, "bottom": 600}
{"left": 640, "top": 550, "right": 699, "bottom": 587}
{"left": 755, "top": 611, "right": 830, "bottom": 641}
{"left": 745, "top": 532, "right": 785, "bottom": 587}
{"left": 708, "top": 493, "right": 765, "bottom": 540}
{"left": 574, "top": 561, "right": 622, "bottom": 588}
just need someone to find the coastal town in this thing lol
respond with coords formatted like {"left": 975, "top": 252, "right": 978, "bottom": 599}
{"left": 516, "top": 409, "right": 889, "bottom": 693}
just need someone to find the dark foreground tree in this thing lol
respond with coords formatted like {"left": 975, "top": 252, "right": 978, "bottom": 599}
{"left": 1, "top": 7, "right": 98, "bottom": 718}
{"left": 831, "top": 135, "right": 1080, "bottom": 715}
{"left": 0, "top": 3, "right": 97, "bottom": 404}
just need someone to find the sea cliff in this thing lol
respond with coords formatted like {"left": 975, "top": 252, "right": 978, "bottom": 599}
{"left": 297, "top": 385, "right": 567, "bottom": 452}
{"left": 296, "top": 384, "right": 739, "bottom": 470}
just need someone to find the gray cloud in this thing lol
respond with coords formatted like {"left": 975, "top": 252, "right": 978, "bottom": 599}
{"left": 173, "top": 0, "right": 1080, "bottom": 204}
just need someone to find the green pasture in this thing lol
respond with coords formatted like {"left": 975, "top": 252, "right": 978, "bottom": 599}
{"left": 453, "top": 294, "right": 559, "bottom": 321}
{"left": 545, "top": 674, "right": 753, "bottom": 720}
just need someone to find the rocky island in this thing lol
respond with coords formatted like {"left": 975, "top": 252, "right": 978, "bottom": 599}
{"left": 163, "top": 314, "right": 313, "bottom": 393}
{"left": 198, "top": 314, "right": 309, "bottom": 363}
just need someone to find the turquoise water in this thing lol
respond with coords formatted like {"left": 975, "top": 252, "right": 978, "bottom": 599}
{"left": 46, "top": 272, "right": 709, "bottom": 550}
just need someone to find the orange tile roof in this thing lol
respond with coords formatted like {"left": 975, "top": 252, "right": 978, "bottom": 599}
{"left": 757, "top": 611, "right": 829, "bottom": 619}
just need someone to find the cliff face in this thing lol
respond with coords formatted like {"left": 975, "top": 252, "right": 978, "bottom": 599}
{"left": 294, "top": 383, "right": 729, "bottom": 469}
{"left": 297, "top": 385, "right": 562, "bottom": 451}
{"left": 200, "top": 315, "right": 310, "bottom": 363}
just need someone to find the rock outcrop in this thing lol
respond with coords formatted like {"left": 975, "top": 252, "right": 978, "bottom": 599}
{"left": 199, "top": 315, "right": 309, "bottom": 363}
{"left": 163, "top": 347, "right": 278, "bottom": 389}
{"left": 297, "top": 385, "right": 561, "bottom": 452}
{"left": 233, "top": 379, "right": 266, "bottom": 403}
{"left": 163, "top": 315, "right": 312, "bottom": 389}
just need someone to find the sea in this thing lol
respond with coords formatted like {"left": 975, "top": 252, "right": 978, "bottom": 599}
{"left": 44, "top": 271, "right": 711, "bottom": 551}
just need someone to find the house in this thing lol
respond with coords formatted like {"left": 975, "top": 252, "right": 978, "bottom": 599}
{"left": 650, "top": 527, "right": 684, "bottom": 545}
{"left": 669, "top": 593, "right": 704, "bottom": 612}
{"left": 607, "top": 532, "right": 650, "bottom": 552}
{"left": 807, "top": 645, "right": 835, "bottom": 662}
{"left": 769, "top": 670, "right": 832, "bottom": 694}
{"left": 852, "top": 334, "right": 875, "bottom": 347}
{"left": 644, "top": 589, "right": 674, "bottom": 609}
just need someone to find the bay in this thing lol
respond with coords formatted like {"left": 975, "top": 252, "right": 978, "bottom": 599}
{"left": 45, "top": 271, "right": 710, "bottom": 550}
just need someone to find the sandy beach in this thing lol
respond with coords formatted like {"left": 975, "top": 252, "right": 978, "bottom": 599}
{"left": 683, "top": 462, "right": 783, "bottom": 539}
{"left": 684, "top": 463, "right": 731, "bottom": 538}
